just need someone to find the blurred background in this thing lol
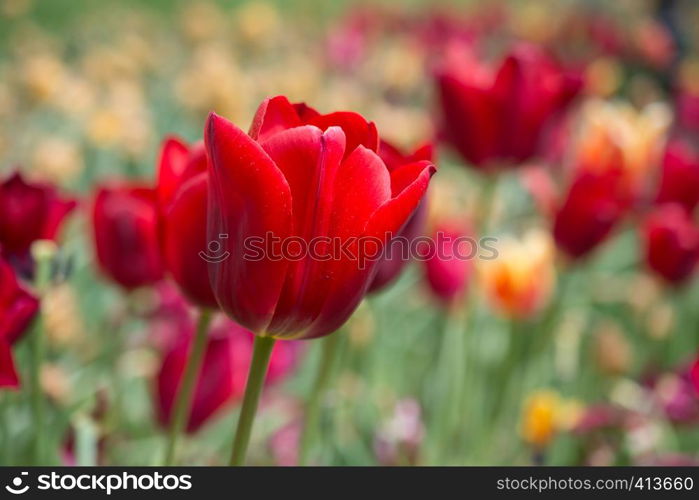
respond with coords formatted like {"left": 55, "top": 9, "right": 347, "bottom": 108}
{"left": 1, "top": 0, "right": 699, "bottom": 466}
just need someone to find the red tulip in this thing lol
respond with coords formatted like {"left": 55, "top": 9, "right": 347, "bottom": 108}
{"left": 368, "top": 140, "right": 433, "bottom": 293}
{"left": 92, "top": 185, "right": 164, "bottom": 289}
{"left": 643, "top": 204, "right": 699, "bottom": 285}
{"left": 553, "top": 168, "right": 631, "bottom": 259}
{"left": 422, "top": 222, "right": 472, "bottom": 304}
{"left": 0, "top": 171, "right": 75, "bottom": 258}
{"left": 205, "top": 96, "right": 435, "bottom": 339}
{"left": 690, "top": 357, "right": 699, "bottom": 396}
{"left": 677, "top": 89, "right": 699, "bottom": 135}
{"left": 435, "top": 44, "right": 581, "bottom": 170}
{"left": 655, "top": 139, "right": 699, "bottom": 213}
{"left": 0, "top": 256, "right": 39, "bottom": 388}
{"left": 157, "top": 136, "right": 218, "bottom": 309}
{"left": 155, "top": 317, "right": 301, "bottom": 432}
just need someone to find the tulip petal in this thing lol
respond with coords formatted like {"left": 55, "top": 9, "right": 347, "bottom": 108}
{"left": 0, "top": 340, "right": 19, "bottom": 389}
{"left": 92, "top": 186, "right": 164, "bottom": 289}
{"left": 293, "top": 102, "right": 321, "bottom": 121}
{"left": 437, "top": 73, "right": 499, "bottom": 167}
{"left": 303, "top": 160, "right": 435, "bottom": 339}
{"left": 306, "top": 111, "right": 379, "bottom": 157}
{"left": 156, "top": 136, "right": 191, "bottom": 208}
{"left": 205, "top": 113, "right": 293, "bottom": 333}
{"left": 364, "top": 161, "right": 436, "bottom": 241}
{"left": 0, "top": 257, "right": 39, "bottom": 344}
{"left": 248, "top": 96, "right": 303, "bottom": 142}
{"left": 162, "top": 172, "right": 218, "bottom": 309}
{"left": 262, "top": 126, "right": 347, "bottom": 334}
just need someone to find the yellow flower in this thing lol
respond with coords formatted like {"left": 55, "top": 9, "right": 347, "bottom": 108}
{"left": 520, "top": 390, "right": 581, "bottom": 449}
{"left": 480, "top": 229, "right": 555, "bottom": 319}
{"left": 574, "top": 99, "right": 671, "bottom": 188}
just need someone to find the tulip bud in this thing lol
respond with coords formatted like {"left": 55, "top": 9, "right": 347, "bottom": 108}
{"left": 553, "top": 168, "right": 630, "bottom": 259}
{"left": 92, "top": 185, "right": 164, "bottom": 289}
{"left": 0, "top": 171, "right": 75, "bottom": 259}
{"left": 642, "top": 203, "right": 699, "bottom": 285}
{"left": 422, "top": 221, "right": 472, "bottom": 305}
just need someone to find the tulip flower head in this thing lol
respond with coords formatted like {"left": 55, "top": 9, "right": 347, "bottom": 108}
{"left": 642, "top": 203, "right": 699, "bottom": 285}
{"left": 92, "top": 185, "right": 164, "bottom": 289}
{"left": 157, "top": 136, "right": 218, "bottom": 309}
{"left": 573, "top": 99, "right": 671, "bottom": 195}
{"left": 0, "top": 171, "right": 75, "bottom": 261}
{"left": 552, "top": 99, "right": 671, "bottom": 260}
{"left": 520, "top": 389, "right": 580, "bottom": 450}
{"left": 480, "top": 229, "right": 555, "bottom": 319}
{"left": 204, "top": 96, "right": 435, "bottom": 339}
{"left": 422, "top": 221, "right": 472, "bottom": 305}
{"left": 434, "top": 43, "right": 581, "bottom": 170}
{"left": 0, "top": 256, "right": 39, "bottom": 388}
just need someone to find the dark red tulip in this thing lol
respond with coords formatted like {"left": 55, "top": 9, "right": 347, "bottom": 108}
{"left": 655, "top": 139, "right": 699, "bottom": 213}
{"left": 368, "top": 140, "right": 433, "bottom": 293}
{"left": 205, "top": 96, "right": 435, "bottom": 339}
{"left": 0, "top": 171, "right": 75, "bottom": 258}
{"left": 422, "top": 222, "right": 472, "bottom": 304}
{"left": 435, "top": 44, "right": 581, "bottom": 170}
{"left": 155, "top": 317, "right": 301, "bottom": 432}
{"left": 0, "top": 256, "right": 39, "bottom": 388}
{"left": 553, "top": 167, "right": 631, "bottom": 259}
{"left": 642, "top": 204, "right": 699, "bottom": 285}
{"left": 157, "top": 136, "right": 218, "bottom": 309}
{"left": 92, "top": 185, "right": 164, "bottom": 289}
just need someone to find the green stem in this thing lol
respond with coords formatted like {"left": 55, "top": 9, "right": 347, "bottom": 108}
{"left": 229, "top": 335, "right": 276, "bottom": 466}
{"left": 164, "top": 308, "right": 213, "bottom": 466}
{"left": 30, "top": 242, "right": 54, "bottom": 464}
{"left": 427, "top": 307, "right": 466, "bottom": 464}
{"left": 298, "top": 332, "right": 342, "bottom": 465}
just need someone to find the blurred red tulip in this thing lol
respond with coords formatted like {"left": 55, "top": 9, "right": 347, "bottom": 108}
{"left": 157, "top": 136, "right": 218, "bottom": 309}
{"left": 368, "top": 140, "right": 433, "bottom": 293}
{"left": 155, "top": 317, "right": 301, "bottom": 432}
{"left": 677, "top": 90, "right": 699, "bottom": 134}
{"left": 92, "top": 185, "right": 164, "bottom": 289}
{"left": 422, "top": 222, "right": 472, "bottom": 304}
{"left": 0, "top": 256, "right": 39, "bottom": 388}
{"left": 205, "top": 96, "right": 435, "bottom": 339}
{"left": 643, "top": 204, "right": 699, "bottom": 285}
{"left": 434, "top": 44, "right": 581, "bottom": 170}
{"left": 553, "top": 168, "right": 631, "bottom": 259}
{"left": 655, "top": 139, "right": 699, "bottom": 213}
{"left": 0, "top": 171, "right": 75, "bottom": 258}
{"left": 690, "top": 357, "right": 699, "bottom": 395}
